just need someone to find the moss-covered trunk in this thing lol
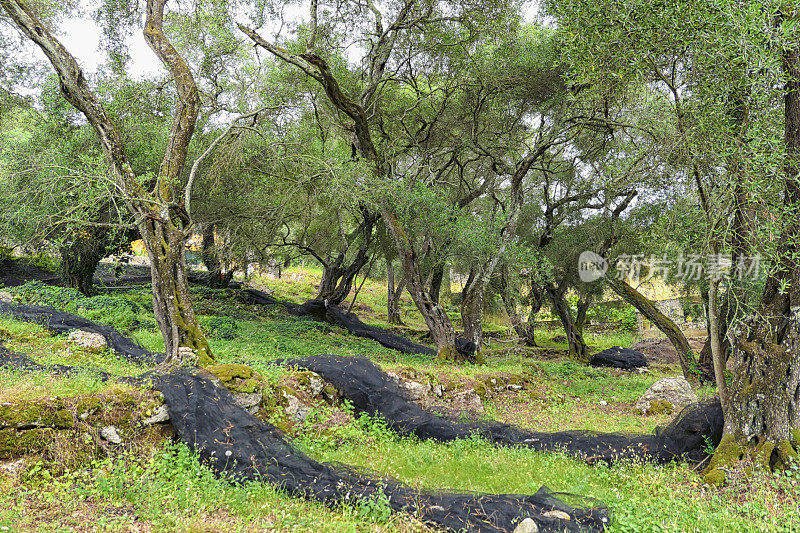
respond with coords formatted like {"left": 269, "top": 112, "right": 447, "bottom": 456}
{"left": 139, "top": 216, "right": 213, "bottom": 367}
{"left": 705, "top": 19, "right": 800, "bottom": 484}
{"left": 704, "top": 316, "right": 800, "bottom": 484}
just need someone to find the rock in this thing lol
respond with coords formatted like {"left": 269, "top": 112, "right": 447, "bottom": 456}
{"left": 635, "top": 376, "right": 698, "bottom": 415}
{"left": 451, "top": 389, "right": 485, "bottom": 414}
{"left": 100, "top": 426, "right": 122, "bottom": 445}
{"left": 233, "top": 392, "right": 262, "bottom": 413}
{"left": 0, "top": 291, "right": 13, "bottom": 303}
{"left": 307, "top": 373, "right": 324, "bottom": 397}
{"left": 513, "top": 517, "right": 539, "bottom": 533}
{"left": 178, "top": 346, "right": 198, "bottom": 366}
{"left": 599, "top": 400, "right": 608, "bottom": 406}
{"left": 284, "top": 394, "right": 311, "bottom": 424}
{"left": 401, "top": 380, "right": 427, "bottom": 401}
{"left": 431, "top": 383, "right": 444, "bottom": 397}
{"left": 67, "top": 330, "right": 107, "bottom": 352}
{"left": 386, "top": 372, "right": 401, "bottom": 386}
{"left": 542, "top": 510, "right": 570, "bottom": 520}
{"left": 507, "top": 383, "right": 523, "bottom": 391}
{"left": 142, "top": 405, "right": 170, "bottom": 425}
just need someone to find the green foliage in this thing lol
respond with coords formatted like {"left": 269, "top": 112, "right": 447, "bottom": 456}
{"left": 199, "top": 315, "right": 239, "bottom": 340}
{"left": 353, "top": 487, "right": 392, "bottom": 523}
{"left": 11, "top": 281, "right": 83, "bottom": 310}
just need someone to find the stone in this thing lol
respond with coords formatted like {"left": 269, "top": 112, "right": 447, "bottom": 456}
{"left": 233, "top": 392, "right": 262, "bottom": 414}
{"left": 142, "top": 405, "right": 170, "bottom": 425}
{"left": 307, "top": 374, "right": 324, "bottom": 397}
{"left": 0, "top": 291, "right": 13, "bottom": 303}
{"left": 431, "top": 383, "right": 444, "bottom": 397}
{"left": 542, "top": 510, "right": 570, "bottom": 520}
{"left": 507, "top": 383, "right": 523, "bottom": 391}
{"left": 100, "top": 426, "right": 122, "bottom": 445}
{"left": 178, "top": 346, "right": 198, "bottom": 366}
{"left": 451, "top": 389, "right": 485, "bottom": 414}
{"left": 599, "top": 400, "right": 608, "bottom": 406}
{"left": 67, "top": 330, "right": 107, "bottom": 352}
{"left": 401, "top": 380, "right": 427, "bottom": 401}
{"left": 284, "top": 394, "right": 311, "bottom": 424}
{"left": 513, "top": 518, "right": 539, "bottom": 533}
{"left": 634, "top": 376, "right": 698, "bottom": 415}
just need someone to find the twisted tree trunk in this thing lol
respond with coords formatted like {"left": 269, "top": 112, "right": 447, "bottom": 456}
{"left": 0, "top": 0, "right": 213, "bottom": 366}
{"left": 704, "top": 17, "right": 800, "bottom": 483}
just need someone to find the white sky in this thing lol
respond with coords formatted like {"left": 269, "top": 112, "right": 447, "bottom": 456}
{"left": 6, "top": 1, "right": 543, "bottom": 98}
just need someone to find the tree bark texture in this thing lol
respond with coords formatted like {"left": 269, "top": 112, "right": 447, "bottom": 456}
{"left": 0, "top": 0, "right": 213, "bottom": 365}
{"left": 386, "top": 259, "right": 406, "bottom": 325}
{"left": 59, "top": 229, "right": 106, "bottom": 296}
{"left": 545, "top": 281, "right": 589, "bottom": 363}
{"left": 706, "top": 16, "right": 800, "bottom": 483}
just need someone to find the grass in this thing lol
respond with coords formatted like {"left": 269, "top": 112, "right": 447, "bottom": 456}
{"left": 1, "top": 266, "right": 797, "bottom": 532}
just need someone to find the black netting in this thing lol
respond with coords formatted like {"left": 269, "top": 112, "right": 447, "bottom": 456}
{"left": 0, "top": 302, "right": 160, "bottom": 365}
{"left": 278, "top": 355, "right": 722, "bottom": 465}
{"left": 0, "top": 343, "right": 78, "bottom": 376}
{"left": 246, "top": 291, "right": 436, "bottom": 356}
{"left": 0, "top": 342, "right": 148, "bottom": 384}
{"left": 589, "top": 347, "right": 648, "bottom": 371}
{"left": 156, "top": 369, "right": 610, "bottom": 532}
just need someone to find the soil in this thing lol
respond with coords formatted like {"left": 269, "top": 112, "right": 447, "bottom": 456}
{"left": 630, "top": 337, "right": 706, "bottom": 365}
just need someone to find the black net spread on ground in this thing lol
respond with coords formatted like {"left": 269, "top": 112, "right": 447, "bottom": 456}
{"left": 245, "top": 290, "right": 437, "bottom": 356}
{"left": 278, "top": 355, "right": 723, "bottom": 465}
{"left": 0, "top": 302, "right": 160, "bottom": 365}
{"left": 589, "top": 347, "right": 648, "bottom": 371}
{"left": 156, "top": 369, "right": 609, "bottom": 533}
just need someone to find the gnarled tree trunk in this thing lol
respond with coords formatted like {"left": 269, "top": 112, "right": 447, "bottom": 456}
{"left": 60, "top": 228, "right": 106, "bottom": 296}
{"left": 704, "top": 21, "right": 800, "bottom": 483}
{"left": 314, "top": 207, "right": 377, "bottom": 306}
{"left": 545, "top": 280, "right": 589, "bottom": 362}
{"left": 0, "top": 0, "right": 214, "bottom": 366}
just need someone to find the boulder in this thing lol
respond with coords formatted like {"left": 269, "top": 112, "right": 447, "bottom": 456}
{"left": 67, "top": 330, "right": 107, "bottom": 352}
{"left": 0, "top": 291, "right": 13, "bottom": 303}
{"left": 635, "top": 377, "right": 698, "bottom": 415}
